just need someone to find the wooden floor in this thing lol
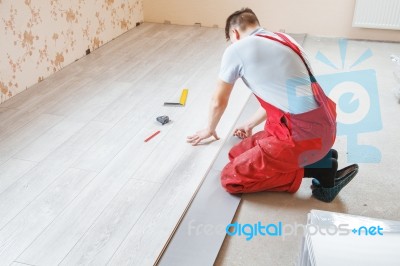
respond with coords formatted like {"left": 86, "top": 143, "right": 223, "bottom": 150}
{"left": 0, "top": 23, "right": 250, "bottom": 265}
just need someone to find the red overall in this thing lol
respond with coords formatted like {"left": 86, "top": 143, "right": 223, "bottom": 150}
{"left": 221, "top": 33, "right": 337, "bottom": 194}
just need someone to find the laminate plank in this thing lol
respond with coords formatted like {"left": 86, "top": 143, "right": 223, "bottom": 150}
{"left": 42, "top": 76, "right": 127, "bottom": 117}
{"left": 88, "top": 37, "right": 167, "bottom": 68}
{"left": 116, "top": 37, "right": 169, "bottom": 61}
{"left": 72, "top": 36, "right": 167, "bottom": 82}
{"left": 71, "top": 119, "right": 147, "bottom": 172}
{"left": 0, "top": 72, "right": 75, "bottom": 109}
{"left": 41, "top": 80, "right": 105, "bottom": 116}
{"left": 0, "top": 114, "right": 64, "bottom": 165}
{"left": 0, "top": 107, "right": 18, "bottom": 123}
{"left": 135, "top": 38, "right": 195, "bottom": 64}
{"left": 71, "top": 90, "right": 170, "bottom": 172}
{"left": 0, "top": 158, "right": 37, "bottom": 194}
{"left": 13, "top": 119, "right": 86, "bottom": 162}
{"left": 0, "top": 168, "right": 96, "bottom": 265}
{"left": 65, "top": 82, "right": 133, "bottom": 123}
{"left": 105, "top": 26, "right": 203, "bottom": 66}
{"left": 143, "top": 24, "right": 210, "bottom": 41}
{"left": 10, "top": 262, "right": 34, "bottom": 266}
{"left": 88, "top": 24, "right": 163, "bottom": 58}
{"left": 0, "top": 109, "right": 41, "bottom": 142}
{"left": 59, "top": 180, "right": 160, "bottom": 266}
{"left": 0, "top": 78, "right": 89, "bottom": 114}
{"left": 0, "top": 121, "right": 112, "bottom": 229}
{"left": 1, "top": 62, "right": 122, "bottom": 124}
{"left": 17, "top": 77, "right": 92, "bottom": 114}
{"left": 91, "top": 64, "right": 152, "bottom": 124}
{"left": 0, "top": 78, "right": 93, "bottom": 143}
{"left": 15, "top": 166, "right": 132, "bottom": 265}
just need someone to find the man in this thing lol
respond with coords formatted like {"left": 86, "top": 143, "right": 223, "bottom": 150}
{"left": 187, "top": 8, "right": 358, "bottom": 202}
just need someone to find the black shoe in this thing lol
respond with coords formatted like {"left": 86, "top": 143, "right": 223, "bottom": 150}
{"left": 312, "top": 165, "right": 359, "bottom": 203}
{"left": 311, "top": 164, "right": 358, "bottom": 188}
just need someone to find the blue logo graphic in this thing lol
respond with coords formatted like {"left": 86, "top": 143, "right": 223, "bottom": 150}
{"left": 226, "top": 222, "right": 283, "bottom": 241}
{"left": 288, "top": 39, "right": 382, "bottom": 163}
{"left": 352, "top": 225, "right": 384, "bottom": 236}
{"left": 225, "top": 221, "right": 384, "bottom": 240}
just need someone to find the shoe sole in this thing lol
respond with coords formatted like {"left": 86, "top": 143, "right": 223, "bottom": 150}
{"left": 311, "top": 164, "right": 359, "bottom": 188}
{"left": 312, "top": 167, "right": 359, "bottom": 203}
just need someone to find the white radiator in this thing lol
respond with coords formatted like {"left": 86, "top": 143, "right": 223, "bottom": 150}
{"left": 352, "top": 0, "right": 400, "bottom": 30}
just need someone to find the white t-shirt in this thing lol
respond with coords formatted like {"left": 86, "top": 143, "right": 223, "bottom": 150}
{"left": 219, "top": 27, "right": 318, "bottom": 114}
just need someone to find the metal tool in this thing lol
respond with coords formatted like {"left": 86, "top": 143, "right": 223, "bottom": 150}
{"left": 157, "top": 115, "right": 170, "bottom": 125}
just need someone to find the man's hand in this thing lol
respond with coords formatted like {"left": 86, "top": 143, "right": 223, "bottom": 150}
{"left": 233, "top": 107, "right": 266, "bottom": 139}
{"left": 187, "top": 129, "right": 220, "bottom": 146}
{"left": 233, "top": 124, "right": 252, "bottom": 139}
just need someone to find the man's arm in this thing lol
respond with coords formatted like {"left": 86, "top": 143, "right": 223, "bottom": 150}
{"left": 187, "top": 80, "right": 234, "bottom": 146}
{"left": 246, "top": 106, "right": 267, "bottom": 129}
{"left": 233, "top": 107, "right": 267, "bottom": 139}
{"left": 207, "top": 80, "right": 234, "bottom": 132}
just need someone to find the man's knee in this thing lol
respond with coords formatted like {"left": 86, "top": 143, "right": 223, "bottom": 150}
{"left": 228, "top": 149, "right": 239, "bottom": 161}
{"left": 221, "top": 176, "right": 244, "bottom": 194}
{"left": 228, "top": 143, "right": 244, "bottom": 161}
{"left": 221, "top": 164, "right": 245, "bottom": 193}
{"left": 228, "top": 136, "right": 256, "bottom": 161}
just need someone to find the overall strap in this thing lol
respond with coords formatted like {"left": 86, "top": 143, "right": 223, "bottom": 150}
{"left": 256, "top": 32, "right": 316, "bottom": 83}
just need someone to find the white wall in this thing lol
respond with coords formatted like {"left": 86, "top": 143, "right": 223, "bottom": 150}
{"left": 143, "top": 0, "right": 400, "bottom": 42}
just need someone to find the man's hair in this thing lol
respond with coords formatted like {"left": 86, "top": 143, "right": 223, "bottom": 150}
{"left": 225, "top": 8, "right": 260, "bottom": 41}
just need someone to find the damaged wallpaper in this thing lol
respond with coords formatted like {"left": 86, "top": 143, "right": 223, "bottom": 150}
{"left": 0, "top": 0, "right": 143, "bottom": 103}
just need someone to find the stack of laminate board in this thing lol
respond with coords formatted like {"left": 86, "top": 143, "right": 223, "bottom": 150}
{"left": 298, "top": 210, "right": 400, "bottom": 266}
